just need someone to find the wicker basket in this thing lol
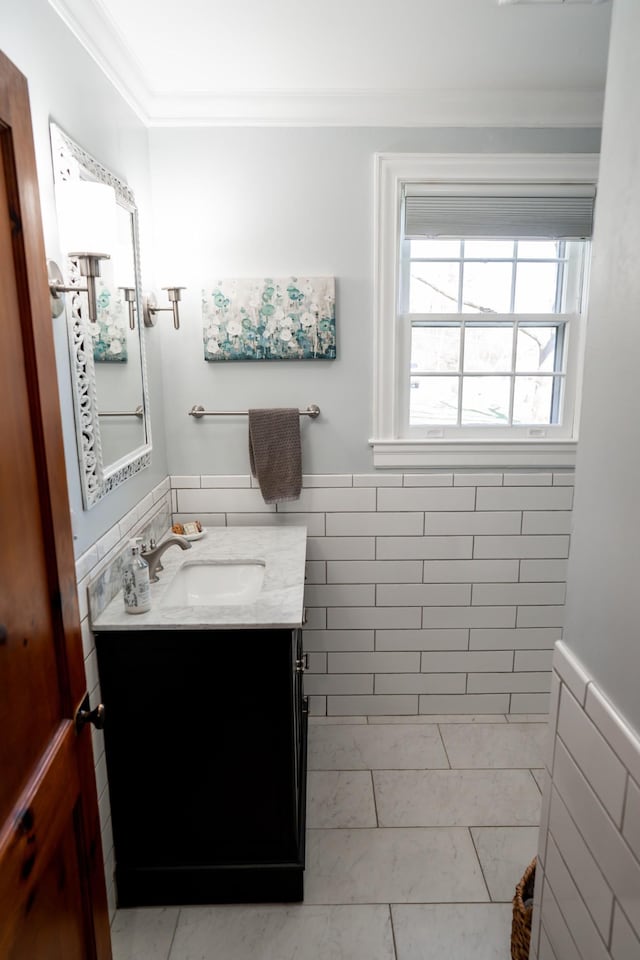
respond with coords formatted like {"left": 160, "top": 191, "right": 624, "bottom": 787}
{"left": 511, "top": 857, "right": 537, "bottom": 960}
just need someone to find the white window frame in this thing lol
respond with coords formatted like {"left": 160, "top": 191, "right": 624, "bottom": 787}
{"left": 371, "top": 153, "right": 599, "bottom": 469}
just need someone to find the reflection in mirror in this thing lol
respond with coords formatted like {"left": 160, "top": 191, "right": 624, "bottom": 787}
{"left": 50, "top": 123, "right": 151, "bottom": 509}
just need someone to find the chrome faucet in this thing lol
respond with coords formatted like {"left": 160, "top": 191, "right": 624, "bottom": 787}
{"left": 141, "top": 534, "right": 192, "bottom": 582}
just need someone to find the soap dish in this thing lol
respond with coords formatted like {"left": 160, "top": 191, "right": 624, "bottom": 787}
{"left": 184, "top": 528, "right": 207, "bottom": 541}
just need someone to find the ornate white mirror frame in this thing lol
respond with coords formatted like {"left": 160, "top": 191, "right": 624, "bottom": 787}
{"left": 50, "top": 123, "right": 152, "bottom": 509}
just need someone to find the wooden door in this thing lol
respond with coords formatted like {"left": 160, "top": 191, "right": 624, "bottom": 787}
{"left": 0, "top": 51, "right": 111, "bottom": 960}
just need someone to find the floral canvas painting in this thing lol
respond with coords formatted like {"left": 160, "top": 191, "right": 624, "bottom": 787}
{"left": 67, "top": 260, "right": 128, "bottom": 362}
{"left": 202, "top": 277, "right": 336, "bottom": 361}
{"left": 91, "top": 278, "right": 128, "bottom": 362}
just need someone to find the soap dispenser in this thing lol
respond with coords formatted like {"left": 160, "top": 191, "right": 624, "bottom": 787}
{"left": 122, "top": 537, "right": 151, "bottom": 614}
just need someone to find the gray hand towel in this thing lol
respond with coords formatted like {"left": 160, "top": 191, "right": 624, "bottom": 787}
{"left": 248, "top": 408, "right": 302, "bottom": 505}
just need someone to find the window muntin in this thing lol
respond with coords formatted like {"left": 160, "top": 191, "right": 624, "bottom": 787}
{"left": 401, "top": 238, "right": 587, "bottom": 432}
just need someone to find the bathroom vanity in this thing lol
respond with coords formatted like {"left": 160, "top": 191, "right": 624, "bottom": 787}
{"left": 91, "top": 527, "right": 308, "bottom": 906}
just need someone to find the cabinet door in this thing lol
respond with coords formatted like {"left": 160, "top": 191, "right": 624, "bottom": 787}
{"left": 97, "top": 630, "right": 300, "bottom": 869}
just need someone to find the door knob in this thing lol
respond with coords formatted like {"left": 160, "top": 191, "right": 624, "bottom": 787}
{"left": 75, "top": 694, "right": 105, "bottom": 731}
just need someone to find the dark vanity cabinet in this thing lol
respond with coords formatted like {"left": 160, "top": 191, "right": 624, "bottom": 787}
{"left": 95, "top": 627, "right": 308, "bottom": 906}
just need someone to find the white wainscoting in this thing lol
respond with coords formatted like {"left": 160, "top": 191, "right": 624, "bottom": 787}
{"left": 532, "top": 641, "right": 640, "bottom": 959}
{"left": 170, "top": 471, "right": 573, "bottom": 717}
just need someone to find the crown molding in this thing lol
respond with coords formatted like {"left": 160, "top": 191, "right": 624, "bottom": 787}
{"left": 48, "top": 0, "right": 151, "bottom": 122}
{"left": 144, "top": 89, "right": 604, "bottom": 128}
{"left": 499, "top": 1, "right": 609, "bottom": 5}
{"left": 48, "top": 0, "right": 605, "bottom": 128}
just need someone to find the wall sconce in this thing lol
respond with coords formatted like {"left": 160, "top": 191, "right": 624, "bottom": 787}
{"left": 143, "top": 287, "right": 186, "bottom": 329}
{"left": 48, "top": 254, "right": 110, "bottom": 323}
{"left": 49, "top": 179, "right": 116, "bottom": 324}
{"left": 119, "top": 287, "right": 137, "bottom": 330}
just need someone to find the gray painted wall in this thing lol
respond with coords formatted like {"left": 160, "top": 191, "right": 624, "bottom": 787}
{"left": 0, "top": 0, "right": 168, "bottom": 556}
{"left": 0, "top": 0, "right": 608, "bottom": 569}
{"left": 563, "top": 0, "right": 640, "bottom": 732}
{"left": 148, "top": 126, "right": 600, "bottom": 477}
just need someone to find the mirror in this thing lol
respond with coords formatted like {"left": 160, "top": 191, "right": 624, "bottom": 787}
{"left": 49, "top": 123, "right": 151, "bottom": 509}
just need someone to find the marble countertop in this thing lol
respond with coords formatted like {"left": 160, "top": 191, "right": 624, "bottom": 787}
{"left": 91, "top": 526, "right": 307, "bottom": 631}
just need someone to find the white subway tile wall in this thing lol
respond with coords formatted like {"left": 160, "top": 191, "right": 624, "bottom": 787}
{"left": 532, "top": 642, "right": 640, "bottom": 960}
{"left": 403, "top": 472, "right": 456, "bottom": 486}
{"left": 170, "top": 472, "right": 572, "bottom": 716}
{"left": 73, "top": 478, "right": 172, "bottom": 922}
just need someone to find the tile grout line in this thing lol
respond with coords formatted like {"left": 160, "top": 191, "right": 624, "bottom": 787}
{"left": 619, "top": 769, "right": 631, "bottom": 835}
{"left": 275, "top": 898, "right": 508, "bottom": 906}
{"left": 165, "top": 906, "right": 181, "bottom": 960}
{"left": 307, "top": 823, "right": 541, "bottom": 831}
{"left": 308, "top": 766, "right": 546, "bottom": 772}
{"left": 435, "top": 723, "right": 453, "bottom": 770}
{"left": 388, "top": 903, "right": 399, "bottom": 960}
{"left": 530, "top": 767, "right": 544, "bottom": 795}
{"left": 468, "top": 826, "right": 494, "bottom": 903}
{"left": 370, "top": 769, "right": 380, "bottom": 827}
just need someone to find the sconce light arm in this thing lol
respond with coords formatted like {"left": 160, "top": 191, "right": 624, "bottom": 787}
{"left": 143, "top": 287, "right": 186, "bottom": 330}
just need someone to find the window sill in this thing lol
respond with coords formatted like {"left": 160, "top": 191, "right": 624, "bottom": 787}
{"left": 369, "top": 439, "right": 577, "bottom": 470}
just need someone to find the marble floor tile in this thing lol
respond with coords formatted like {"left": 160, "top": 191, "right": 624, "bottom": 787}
{"left": 111, "top": 906, "right": 179, "bottom": 960}
{"left": 304, "top": 827, "right": 488, "bottom": 904}
{"left": 391, "top": 903, "right": 512, "bottom": 960}
{"left": 112, "top": 715, "right": 542, "bottom": 958}
{"left": 374, "top": 769, "right": 541, "bottom": 827}
{"left": 307, "top": 723, "right": 449, "bottom": 770}
{"left": 168, "top": 904, "right": 395, "bottom": 960}
{"left": 368, "top": 714, "right": 507, "bottom": 724}
{"left": 471, "top": 826, "right": 540, "bottom": 901}
{"left": 439, "top": 722, "right": 548, "bottom": 769}
{"left": 307, "top": 770, "right": 377, "bottom": 827}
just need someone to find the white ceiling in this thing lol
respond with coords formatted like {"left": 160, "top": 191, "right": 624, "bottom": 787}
{"left": 49, "top": 0, "right": 612, "bottom": 126}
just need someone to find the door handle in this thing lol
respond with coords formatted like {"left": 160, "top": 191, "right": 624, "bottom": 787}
{"left": 75, "top": 693, "right": 105, "bottom": 731}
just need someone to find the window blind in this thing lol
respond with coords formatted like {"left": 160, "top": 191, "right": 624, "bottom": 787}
{"left": 404, "top": 184, "right": 595, "bottom": 239}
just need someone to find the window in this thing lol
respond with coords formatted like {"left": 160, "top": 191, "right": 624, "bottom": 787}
{"left": 373, "top": 154, "right": 598, "bottom": 469}
{"left": 404, "top": 237, "right": 587, "bottom": 432}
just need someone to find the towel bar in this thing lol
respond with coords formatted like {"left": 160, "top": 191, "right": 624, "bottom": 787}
{"left": 99, "top": 406, "right": 144, "bottom": 418}
{"left": 189, "top": 404, "right": 320, "bottom": 419}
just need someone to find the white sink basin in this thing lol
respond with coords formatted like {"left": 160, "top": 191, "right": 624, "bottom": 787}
{"left": 161, "top": 559, "right": 266, "bottom": 607}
